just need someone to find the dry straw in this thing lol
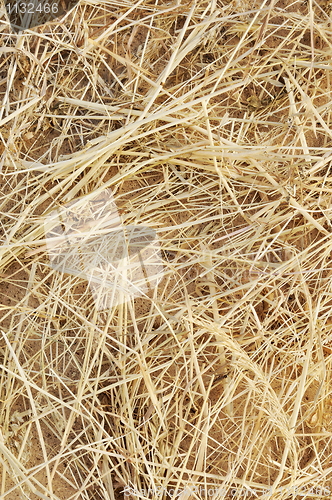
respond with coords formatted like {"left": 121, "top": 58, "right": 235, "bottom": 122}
{"left": 0, "top": 0, "right": 332, "bottom": 498}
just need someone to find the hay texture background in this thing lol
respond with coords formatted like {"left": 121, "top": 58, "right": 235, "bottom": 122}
{"left": 0, "top": 0, "right": 332, "bottom": 499}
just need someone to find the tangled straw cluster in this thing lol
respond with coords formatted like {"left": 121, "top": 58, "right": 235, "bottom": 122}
{"left": 0, "top": 0, "right": 332, "bottom": 498}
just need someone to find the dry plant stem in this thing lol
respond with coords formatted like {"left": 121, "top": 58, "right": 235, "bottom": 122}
{"left": 204, "top": 243, "right": 233, "bottom": 417}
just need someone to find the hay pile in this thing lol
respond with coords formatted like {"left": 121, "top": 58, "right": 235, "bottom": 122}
{"left": 0, "top": 0, "right": 332, "bottom": 498}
